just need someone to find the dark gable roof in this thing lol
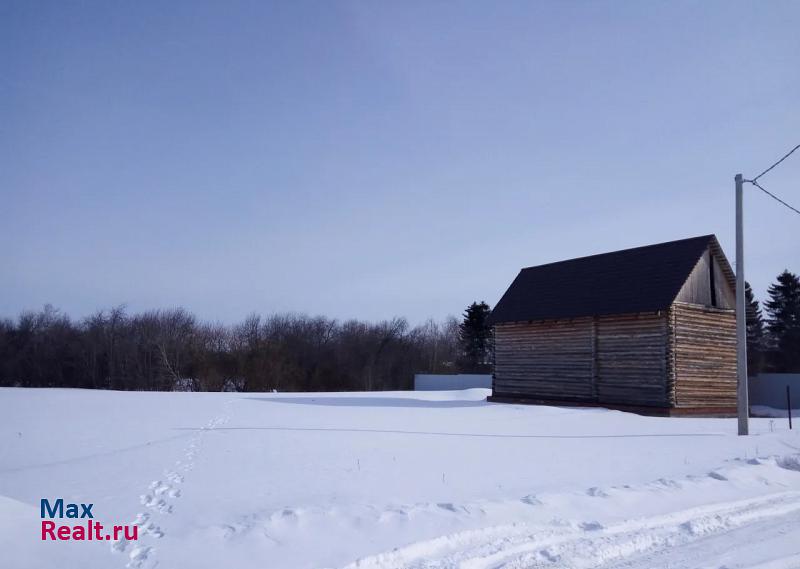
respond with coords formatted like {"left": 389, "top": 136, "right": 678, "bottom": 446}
{"left": 489, "top": 235, "right": 733, "bottom": 325}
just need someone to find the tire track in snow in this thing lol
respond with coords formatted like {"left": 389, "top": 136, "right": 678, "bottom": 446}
{"left": 745, "top": 553, "right": 800, "bottom": 569}
{"left": 112, "top": 398, "right": 234, "bottom": 568}
{"left": 340, "top": 491, "right": 800, "bottom": 569}
{"left": 600, "top": 508, "right": 800, "bottom": 569}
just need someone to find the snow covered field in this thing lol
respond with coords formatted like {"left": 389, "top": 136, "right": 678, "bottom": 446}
{"left": 2, "top": 387, "right": 800, "bottom": 569}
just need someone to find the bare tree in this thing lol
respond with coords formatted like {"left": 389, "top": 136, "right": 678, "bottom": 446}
{"left": 0, "top": 305, "right": 470, "bottom": 393}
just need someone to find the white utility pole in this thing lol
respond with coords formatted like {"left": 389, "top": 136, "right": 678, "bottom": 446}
{"left": 735, "top": 173, "right": 749, "bottom": 436}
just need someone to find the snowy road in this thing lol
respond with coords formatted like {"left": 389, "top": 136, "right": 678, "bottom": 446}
{"left": 342, "top": 491, "right": 800, "bottom": 569}
{"left": 1, "top": 388, "right": 799, "bottom": 569}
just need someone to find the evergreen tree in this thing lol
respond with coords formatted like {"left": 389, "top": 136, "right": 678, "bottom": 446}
{"left": 745, "top": 282, "right": 766, "bottom": 374}
{"left": 458, "top": 301, "right": 493, "bottom": 372}
{"left": 764, "top": 270, "right": 800, "bottom": 372}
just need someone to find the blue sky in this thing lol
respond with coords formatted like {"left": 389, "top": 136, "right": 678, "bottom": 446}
{"left": 1, "top": 1, "right": 798, "bottom": 324}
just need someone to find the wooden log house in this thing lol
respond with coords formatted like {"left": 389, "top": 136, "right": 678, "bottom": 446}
{"left": 488, "top": 235, "right": 737, "bottom": 415}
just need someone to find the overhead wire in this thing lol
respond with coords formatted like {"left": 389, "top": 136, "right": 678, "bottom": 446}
{"left": 743, "top": 143, "right": 800, "bottom": 217}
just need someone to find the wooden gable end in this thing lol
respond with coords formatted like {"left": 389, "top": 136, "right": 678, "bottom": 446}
{"left": 674, "top": 246, "right": 735, "bottom": 309}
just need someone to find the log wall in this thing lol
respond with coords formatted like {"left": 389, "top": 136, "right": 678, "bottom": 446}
{"left": 493, "top": 318, "right": 594, "bottom": 400}
{"left": 671, "top": 302, "right": 737, "bottom": 408}
{"left": 494, "top": 305, "right": 736, "bottom": 409}
{"left": 595, "top": 313, "right": 670, "bottom": 406}
{"left": 494, "top": 313, "right": 669, "bottom": 406}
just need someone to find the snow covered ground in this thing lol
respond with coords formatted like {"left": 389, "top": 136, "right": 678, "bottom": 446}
{"left": 1, "top": 387, "right": 799, "bottom": 569}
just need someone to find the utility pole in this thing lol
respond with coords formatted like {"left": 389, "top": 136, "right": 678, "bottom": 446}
{"left": 735, "top": 173, "right": 749, "bottom": 436}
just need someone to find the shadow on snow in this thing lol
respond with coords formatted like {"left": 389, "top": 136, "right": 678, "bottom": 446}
{"left": 244, "top": 396, "right": 489, "bottom": 409}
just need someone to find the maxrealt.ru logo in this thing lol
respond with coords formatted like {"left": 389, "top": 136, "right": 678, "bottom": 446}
{"left": 40, "top": 498, "right": 138, "bottom": 542}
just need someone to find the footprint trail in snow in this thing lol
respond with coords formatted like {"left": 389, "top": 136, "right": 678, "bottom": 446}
{"left": 111, "top": 399, "right": 234, "bottom": 568}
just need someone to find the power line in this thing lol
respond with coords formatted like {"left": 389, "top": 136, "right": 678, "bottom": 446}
{"left": 743, "top": 142, "right": 800, "bottom": 217}
{"left": 752, "top": 143, "right": 800, "bottom": 182}
{"left": 745, "top": 179, "right": 800, "bottom": 216}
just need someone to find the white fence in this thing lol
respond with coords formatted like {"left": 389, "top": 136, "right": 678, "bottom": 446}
{"left": 749, "top": 373, "right": 800, "bottom": 410}
{"left": 414, "top": 374, "right": 492, "bottom": 391}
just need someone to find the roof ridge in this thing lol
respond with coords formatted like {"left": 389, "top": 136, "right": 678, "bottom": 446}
{"left": 519, "top": 234, "right": 715, "bottom": 272}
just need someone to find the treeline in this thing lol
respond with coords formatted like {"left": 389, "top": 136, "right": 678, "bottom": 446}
{"left": 746, "top": 269, "right": 800, "bottom": 374}
{"left": 7, "top": 266, "right": 791, "bottom": 393}
{"left": 0, "top": 306, "right": 475, "bottom": 392}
